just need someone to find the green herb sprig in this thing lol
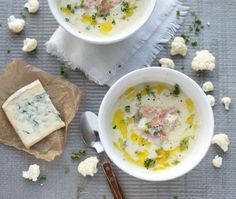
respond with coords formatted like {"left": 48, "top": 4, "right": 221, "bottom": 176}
{"left": 59, "top": 66, "right": 68, "bottom": 78}
{"left": 144, "top": 158, "right": 155, "bottom": 169}
{"left": 71, "top": 150, "right": 86, "bottom": 162}
{"left": 172, "top": 84, "right": 180, "bottom": 97}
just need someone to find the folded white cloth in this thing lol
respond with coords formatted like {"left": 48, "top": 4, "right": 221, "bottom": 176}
{"left": 46, "top": 0, "right": 188, "bottom": 86}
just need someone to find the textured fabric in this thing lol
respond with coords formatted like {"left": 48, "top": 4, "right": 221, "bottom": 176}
{"left": 0, "top": 0, "right": 236, "bottom": 199}
{"left": 46, "top": 0, "right": 188, "bottom": 86}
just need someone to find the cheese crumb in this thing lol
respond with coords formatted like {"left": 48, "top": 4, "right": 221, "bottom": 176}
{"left": 22, "top": 164, "right": 40, "bottom": 182}
{"left": 7, "top": 15, "right": 25, "bottom": 33}
{"left": 170, "top": 37, "right": 188, "bottom": 56}
{"left": 212, "top": 155, "right": 222, "bottom": 168}
{"left": 159, "top": 58, "right": 175, "bottom": 68}
{"left": 191, "top": 50, "right": 215, "bottom": 71}
{"left": 24, "top": 0, "right": 39, "bottom": 13}
{"left": 221, "top": 97, "right": 231, "bottom": 110}
{"left": 22, "top": 38, "right": 37, "bottom": 52}
{"left": 212, "top": 133, "right": 230, "bottom": 152}
{"left": 202, "top": 81, "right": 214, "bottom": 92}
{"left": 78, "top": 156, "right": 99, "bottom": 176}
{"left": 207, "top": 94, "right": 215, "bottom": 107}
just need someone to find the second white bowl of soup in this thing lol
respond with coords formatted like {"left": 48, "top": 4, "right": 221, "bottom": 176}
{"left": 48, "top": 0, "right": 156, "bottom": 44}
{"left": 99, "top": 67, "right": 214, "bottom": 181}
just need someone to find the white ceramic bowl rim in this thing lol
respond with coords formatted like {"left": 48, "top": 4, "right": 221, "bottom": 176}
{"left": 48, "top": 0, "right": 156, "bottom": 44}
{"left": 99, "top": 67, "right": 214, "bottom": 181}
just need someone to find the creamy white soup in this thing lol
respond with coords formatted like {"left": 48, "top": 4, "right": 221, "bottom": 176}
{"left": 56, "top": 0, "right": 147, "bottom": 36}
{"left": 112, "top": 83, "right": 199, "bottom": 170}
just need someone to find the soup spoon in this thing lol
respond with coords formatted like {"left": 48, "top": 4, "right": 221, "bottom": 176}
{"left": 80, "top": 111, "right": 124, "bottom": 199}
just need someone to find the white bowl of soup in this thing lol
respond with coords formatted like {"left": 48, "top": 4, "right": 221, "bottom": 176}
{"left": 99, "top": 67, "right": 214, "bottom": 181}
{"left": 48, "top": 0, "right": 156, "bottom": 44}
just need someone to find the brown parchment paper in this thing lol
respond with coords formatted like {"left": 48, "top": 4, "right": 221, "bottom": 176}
{"left": 0, "top": 59, "right": 83, "bottom": 161}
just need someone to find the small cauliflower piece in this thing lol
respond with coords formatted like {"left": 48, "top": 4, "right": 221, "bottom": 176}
{"left": 159, "top": 58, "right": 175, "bottom": 68}
{"left": 191, "top": 50, "right": 215, "bottom": 71}
{"left": 165, "top": 113, "right": 178, "bottom": 126}
{"left": 7, "top": 15, "right": 25, "bottom": 33}
{"left": 78, "top": 156, "right": 99, "bottom": 177}
{"left": 170, "top": 37, "right": 188, "bottom": 56}
{"left": 25, "top": 0, "right": 39, "bottom": 13}
{"left": 212, "top": 133, "right": 230, "bottom": 152}
{"left": 212, "top": 155, "right": 222, "bottom": 168}
{"left": 207, "top": 94, "right": 215, "bottom": 107}
{"left": 22, "top": 164, "right": 40, "bottom": 182}
{"left": 202, "top": 81, "right": 214, "bottom": 92}
{"left": 221, "top": 97, "right": 231, "bottom": 110}
{"left": 138, "top": 117, "right": 148, "bottom": 131}
{"left": 22, "top": 38, "right": 37, "bottom": 52}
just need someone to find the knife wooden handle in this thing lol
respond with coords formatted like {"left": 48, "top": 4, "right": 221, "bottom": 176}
{"left": 102, "top": 159, "right": 125, "bottom": 199}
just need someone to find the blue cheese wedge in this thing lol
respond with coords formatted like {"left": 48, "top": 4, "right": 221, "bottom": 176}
{"left": 2, "top": 80, "right": 65, "bottom": 148}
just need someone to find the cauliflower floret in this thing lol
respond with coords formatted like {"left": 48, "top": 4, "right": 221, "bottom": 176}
{"left": 159, "top": 58, "right": 175, "bottom": 68}
{"left": 7, "top": 15, "right": 25, "bottom": 33}
{"left": 212, "top": 133, "right": 230, "bottom": 152}
{"left": 24, "top": 0, "right": 39, "bottom": 13}
{"left": 138, "top": 117, "right": 148, "bottom": 131}
{"left": 170, "top": 37, "right": 188, "bottom": 56}
{"left": 212, "top": 155, "right": 222, "bottom": 168}
{"left": 78, "top": 156, "right": 99, "bottom": 176}
{"left": 221, "top": 97, "right": 231, "bottom": 110}
{"left": 165, "top": 113, "right": 178, "bottom": 126}
{"left": 207, "top": 94, "right": 215, "bottom": 107}
{"left": 22, "top": 38, "right": 37, "bottom": 52}
{"left": 191, "top": 50, "right": 215, "bottom": 71}
{"left": 202, "top": 81, "right": 214, "bottom": 92}
{"left": 22, "top": 164, "right": 40, "bottom": 182}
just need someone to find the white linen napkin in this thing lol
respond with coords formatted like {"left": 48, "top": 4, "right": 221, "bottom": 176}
{"left": 46, "top": 0, "right": 188, "bottom": 86}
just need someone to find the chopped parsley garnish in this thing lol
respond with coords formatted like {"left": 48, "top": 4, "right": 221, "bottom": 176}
{"left": 112, "top": 19, "right": 116, "bottom": 25}
{"left": 145, "top": 122, "right": 152, "bottom": 129}
{"left": 173, "top": 196, "right": 178, "bottom": 199}
{"left": 59, "top": 66, "right": 68, "bottom": 78}
{"left": 191, "top": 41, "right": 198, "bottom": 47}
{"left": 38, "top": 175, "right": 47, "bottom": 181}
{"left": 176, "top": 10, "right": 180, "bottom": 17}
{"left": 113, "top": 125, "right": 117, "bottom": 129}
{"left": 91, "top": 13, "right": 97, "bottom": 21}
{"left": 125, "top": 105, "right": 131, "bottom": 113}
{"left": 65, "top": 17, "right": 69, "bottom": 22}
{"left": 102, "top": 194, "right": 107, "bottom": 199}
{"left": 136, "top": 93, "right": 142, "bottom": 101}
{"left": 179, "top": 137, "right": 190, "bottom": 151}
{"left": 85, "top": 26, "right": 90, "bottom": 30}
{"left": 172, "top": 160, "right": 180, "bottom": 165}
{"left": 194, "top": 19, "right": 201, "bottom": 25}
{"left": 121, "top": 1, "right": 129, "bottom": 12}
{"left": 144, "top": 158, "right": 155, "bottom": 169}
{"left": 66, "top": 4, "right": 75, "bottom": 13}
{"left": 145, "top": 85, "right": 152, "bottom": 95}
{"left": 64, "top": 166, "right": 70, "bottom": 174}
{"left": 71, "top": 150, "right": 86, "bottom": 162}
{"left": 101, "top": 12, "right": 110, "bottom": 20}
{"left": 180, "top": 34, "right": 190, "bottom": 43}
{"left": 67, "top": 4, "right": 72, "bottom": 10}
{"left": 172, "top": 84, "right": 180, "bottom": 97}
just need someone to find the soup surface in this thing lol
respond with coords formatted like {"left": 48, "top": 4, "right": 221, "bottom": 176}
{"left": 112, "top": 83, "right": 199, "bottom": 170}
{"left": 56, "top": 0, "right": 147, "bottom": 36}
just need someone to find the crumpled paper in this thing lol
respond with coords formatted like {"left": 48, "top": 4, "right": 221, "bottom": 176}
{"left": 0, "top": 59, "right": 83, "bottom": 161}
